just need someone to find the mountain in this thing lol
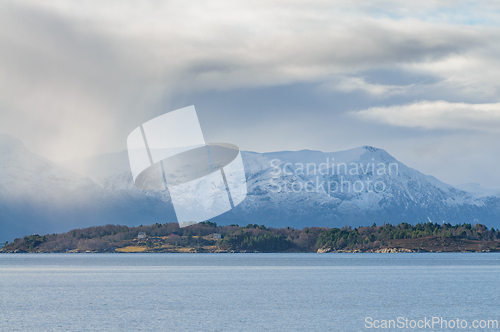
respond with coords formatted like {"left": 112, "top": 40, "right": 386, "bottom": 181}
{"left": 0, "top": 134, "right": 174, "bottom": 243}
{"left": 62, "top": 144, "right": 500, "bottom": 229}
{"left": 3, "top": 133, "right": 500, "bottom": 242}
{"left": 226, "top": 148, "right": 500, "bottom": 228}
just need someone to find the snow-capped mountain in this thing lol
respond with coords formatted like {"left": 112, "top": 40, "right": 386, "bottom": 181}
{"left": 62, "top": 143, "right": 500, "bottom": 230}
{"left": 2, "top": 132, "right": 500, "bottom": 242}
{"left": 227, "top": 148, "right": 500, "bottom": 228}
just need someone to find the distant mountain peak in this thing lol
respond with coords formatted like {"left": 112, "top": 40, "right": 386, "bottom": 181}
{"left": 362, "top": 145, "right": 380, "bottom": 152}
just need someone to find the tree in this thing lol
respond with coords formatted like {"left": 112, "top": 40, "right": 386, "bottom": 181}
{"left": 200, "top": 221, "right": 217, "bottom": 227}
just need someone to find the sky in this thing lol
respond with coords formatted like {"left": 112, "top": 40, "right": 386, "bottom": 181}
{"left": 1, "top": 0, "right": 500, "bottom": 187}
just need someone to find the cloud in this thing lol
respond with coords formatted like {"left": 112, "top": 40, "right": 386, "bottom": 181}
{"left": 352, "top": 100, "right": 500, "bottom": 132}
{"left": 327, "top": 77, "right": 415, "bottom": 97}
{"left": 1, "top": 0, "right": 500, "bottom": 161}
{"left": 2, "top": 1, "right": 498, "bottom": 91}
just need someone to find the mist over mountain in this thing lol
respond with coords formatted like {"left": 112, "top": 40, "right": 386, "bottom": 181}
{"left": 2, "top": 133, "right": 500, "bottom": 242}
{"left": 0, "top": 134, "right": 174, "bottom": 242}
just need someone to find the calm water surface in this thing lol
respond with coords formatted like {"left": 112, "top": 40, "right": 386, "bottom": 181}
{"left": 1, "top": 253, "right": 499, "bottom": 331}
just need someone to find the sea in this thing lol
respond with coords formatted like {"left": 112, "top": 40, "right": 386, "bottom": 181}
{"left": 1, "top": 253, "right": 499, "bottom": 331}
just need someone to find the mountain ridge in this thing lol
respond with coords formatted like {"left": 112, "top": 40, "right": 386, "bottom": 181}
{"left": 61, "top": 142, "right": 500, "bottom": 228}
{"left": 2, "top": 133, "right": 500, "bottom": 242}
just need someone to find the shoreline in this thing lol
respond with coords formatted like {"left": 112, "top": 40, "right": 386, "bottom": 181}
{"left": 2, "top": 247, "right": 499, "bottom": 254}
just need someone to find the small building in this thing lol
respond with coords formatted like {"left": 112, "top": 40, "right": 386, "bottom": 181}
{"left": 138, "top": 232, "right": 146, "bottom": 239}
{"left": 212, "top": 233, "right": 221, "bottom": 239}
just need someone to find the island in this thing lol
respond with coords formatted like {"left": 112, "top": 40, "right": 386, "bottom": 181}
{"left": 2, "top": 221, "right": 500, "bottom": 253}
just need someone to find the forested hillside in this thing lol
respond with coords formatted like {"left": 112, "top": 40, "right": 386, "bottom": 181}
{"left": 2, "top": 221, "right": 500, "bottom": 253}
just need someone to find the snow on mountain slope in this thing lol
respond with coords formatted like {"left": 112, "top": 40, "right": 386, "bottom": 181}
{"left": 0, "top": 134, "right": 173, "bottom": 242}
{"left": 62, "top": 144, "right": 500, "bottom": 229}
{"left": 223, "top": 147, "right": 500, "bottom": 228}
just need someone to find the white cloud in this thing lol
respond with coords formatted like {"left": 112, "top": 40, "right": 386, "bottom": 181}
{"left": 352, "top": 100, "right": 500, "bottom": 132}
{"left": 329, "top": 77, "right": 415, "bottom": 97}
